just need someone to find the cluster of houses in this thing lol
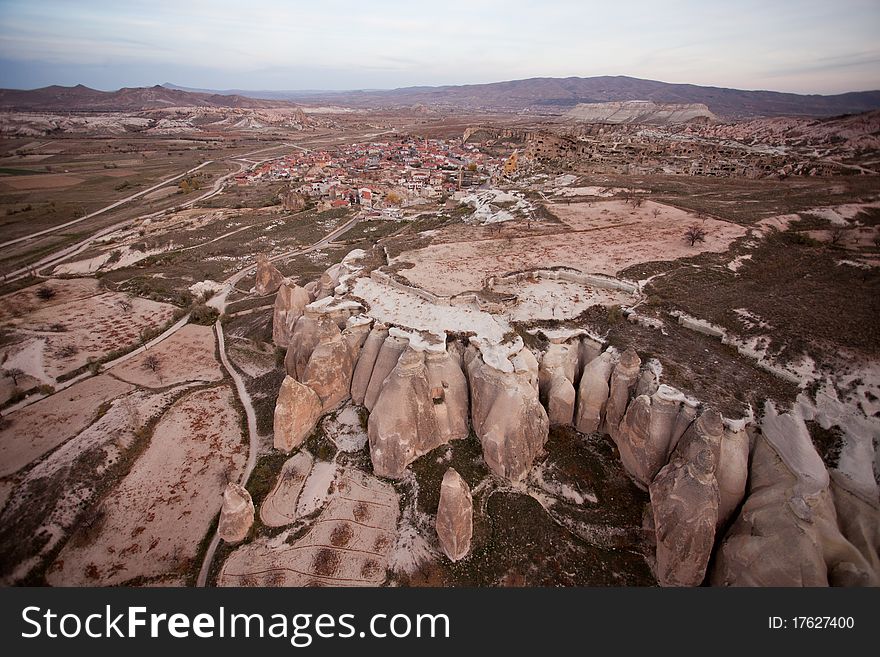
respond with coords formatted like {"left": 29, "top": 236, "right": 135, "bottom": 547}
{"left": 235, "top": 137, "right": 507, "bottom": 213}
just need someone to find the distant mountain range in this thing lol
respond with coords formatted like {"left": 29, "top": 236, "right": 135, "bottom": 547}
{"left": 0, "top": 84, "right": 295, "bottom": 111}
{"left": 163, "top": 76, "right": 880, "bottom": 118}
{"left": 2, "top": 76, "right": 879, "bottom": 118}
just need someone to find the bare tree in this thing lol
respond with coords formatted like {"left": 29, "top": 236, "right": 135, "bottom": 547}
{"left": 143, "top": 354, "right": 162, "bottom": 382}
{"left": 4, "top": 367, "right": 24, "bottom": 386}
{"left": 830, "top": 226, "right": 846, "bottom": 246}
{"left": 652, "top": 207, "right": 661, "bottom": 219}
{"left": 684, "top": 224, "right": 708, "bottom": 247}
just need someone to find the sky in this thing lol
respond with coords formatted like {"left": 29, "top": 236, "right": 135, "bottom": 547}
{"left": 0, "top": 0, "right": 878, "bottom": 94}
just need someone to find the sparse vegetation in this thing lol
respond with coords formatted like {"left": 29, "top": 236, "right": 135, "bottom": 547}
{"left": 684, "top": 224, "right": 707, "bottom": 246}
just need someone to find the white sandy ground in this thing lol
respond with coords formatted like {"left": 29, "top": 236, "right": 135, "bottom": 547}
{"left": 0, "top": 384, "right": 197, "bottom": 584}
{"left": 797, "top": 364, "right": 880, "bottom": 495}
{"left": 387, "top": 470, "right": 437, "bottom": 578}
{"left": 46, "top": 385, "right": 246, "bottom": 586}
{"left": 1, "top": 290, "right": 175, "bottom": 382}
{"left": 296, "top": 459, "right": 338, "bottom": 519}
{"left": 805, "top": 201, "right": 880, "bottom": 226}
{"left": 219, "top": 467, "right": 400, "bottom": 586}
{"left": 322, "top": 404, "right": 368, "bottom": 453}
{"left": 528, "top": 461, "right": 597, "bottom": 507}
{"left": 352, "top": 276, "right": 510, "bottom": 342}
{"left": 395, "top": 200, "right": 745, "bottom": 296}
{"left": 0, "top": 374, "right": 134, "bottom": 477}
{"left": 107, "top": 324, "right": 222, "bottom": 388}
{"left": 554, "top": 186, "right": 646, "bottom": 197}
{"left": 496, "top": 277, "right": 634, "bottom": 321}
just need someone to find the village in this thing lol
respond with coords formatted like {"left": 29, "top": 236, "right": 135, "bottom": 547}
{"left": 237, "top": 137, "right": 512, "bottom": 216}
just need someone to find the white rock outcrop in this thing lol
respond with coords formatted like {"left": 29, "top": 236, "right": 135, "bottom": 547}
{"left": 711, "top": 407, "right": 877, "bottom": 587}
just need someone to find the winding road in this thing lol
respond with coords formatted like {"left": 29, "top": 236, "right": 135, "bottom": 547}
{"left": 1, "top": 138, "right": 364, "bottom": 586}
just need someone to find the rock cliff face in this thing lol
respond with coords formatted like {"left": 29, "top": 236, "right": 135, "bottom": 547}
{"left": 368, "top": 349, "right": 442, "bottom": 479}
{"left": 285, "top": 313, "right": 354, "bottom": 412}
{"left": 272, "top": 280, "right": 312, "bottom": 348}
{"left": 350, "top": 324, "right": 389, "bottom": 405}
{"left": 364, "top": 334, "right": 408, "bottom": 411}
{"left": 273, "top": 376, "right": 323, "bottom": 452}
{"left": 436, "top": 468, "right": 473, "bottom": 562}
{"left": 467, "top": 346, "right": 549, "bottom": 482}
{"left": 563, "top": 100, "right": 716, "bottom": 125}
{"left": 574, "top": 349, "right": 617, "bottom": 433}
{"left": 267, "top": 256, "right": 878, "bottom": 588}
{"left": 605, "top": 348, "right": 641, "bottom": 439}
{"left": 711, "top": 407, "right": 878, "bottom": 587}
{"left": 218, "top": 482, "right": 254, "bottom": 544}
{"left": 254, "top": 255, "right": 284, "bottom": 296}
{"left": 650, "top": 410, "right": 723, "bottom": 586}
{"left": 539, "top": 342, "right": 579, "bottom": 426}
{"left": 615, "top": 384, "right": 686, "bottom": 488}
{"left": 367, "top": 345, "right": 470, "bottom": 479}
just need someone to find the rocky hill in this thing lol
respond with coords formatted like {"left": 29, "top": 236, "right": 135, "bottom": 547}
{"left": 562, "top": 100, "right": 716, "bottom": 124}
{"left": 0, "top": 84, "right": 296, "bottom": 111}
{"left": 223, "top": 75, "right": 880, "bottom": 119}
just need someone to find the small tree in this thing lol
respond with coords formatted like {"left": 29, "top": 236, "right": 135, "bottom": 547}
{"left": 5, "top": 367, "right": 24, "bottom": 386}
{"left": 652, "top": 207, "right": 661, "bottom": 219}
{"left": 830, "top": 226, "right": 846, "bottom": 246}
{"left": 143, "top": 354, "right": 163, "bottom": 383}
{"left": 685, "top": 224, "right": 708, "bottom": 247}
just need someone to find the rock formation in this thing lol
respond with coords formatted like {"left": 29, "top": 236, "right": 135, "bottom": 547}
{"left": 350, "top": 323, "right": 388, "bottom": 405}
{"left": 574, "top": 349, "right": 616, "bottom": 433}
{"left": 424, "top": 349, "right": 470, "bottom": 442}
{"left": 650, "top": 409, "right": 723, "bottom": 586}
{"left": 363, "top": 334, "right": 408, "bottom": 411}
{"left": 284, "top": 313, "right": 333, "bottom": 380}
{"left": 300, "top": 327, "right": 355, "bottom": 412}
{"left": 436, "top": 468, "right": 473, "bottom": 562}
{"left": 368, "top": 349, "right": 441, "bottom": 479}
{"left": 829, "top": 471, "right": 880, "bottom": 581}
{"left": 563, "top": 101, "right": 716, "bottom": 125}
{"left": 273, "top": 376, "right": 323, "bottom": 452}
{"left": 615, "top": 384, "right": 685, "bottom": 488}
{"left": 539, "top": 343, "right": 579, "bottom": 426}
{"left": 467, "top": 347, "right": 549, "bottom": 482}
{"left": 716, "top": 419, "right": 750, "bottom": 529}
{"left": 272, "top": 280, "right": 311, "bottom": 348}
{"left": 605, "top": 347, "right": 641, "bottom": 438}
{"left": 254, "top": 254, "right": 283, "bottom": 296}
{"left": 711, "top": 407, "right": 877, "bottom": 586}
{"left": 218, "top": 482, "right": 254, "bottom": 544}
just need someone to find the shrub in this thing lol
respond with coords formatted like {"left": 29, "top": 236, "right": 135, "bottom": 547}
{"left": 36, "top": 286, "right": 56, "bottom": 301}
{"left": 189, "top": 303, "right": 219, "bottom": 326}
